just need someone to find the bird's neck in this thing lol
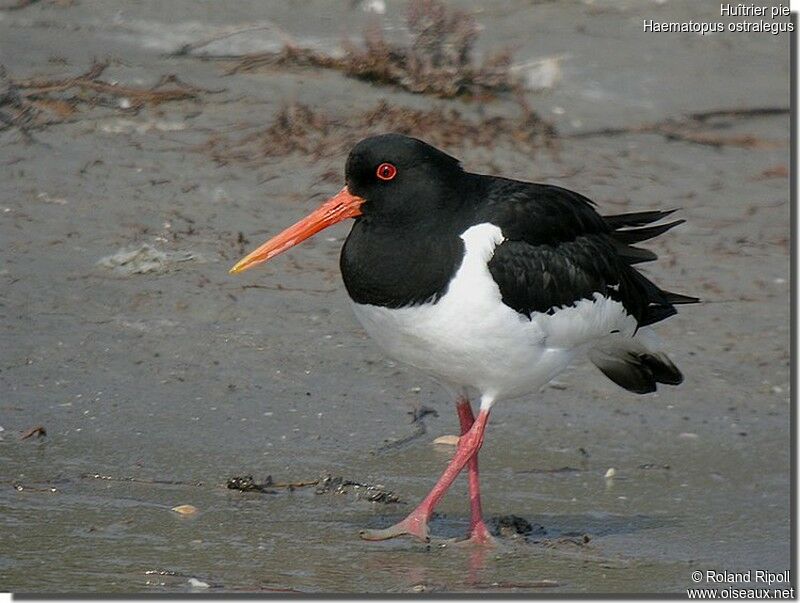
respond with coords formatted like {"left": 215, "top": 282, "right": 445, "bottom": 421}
{"left": 340, "top": 215, "right": 468, "bottom": 308}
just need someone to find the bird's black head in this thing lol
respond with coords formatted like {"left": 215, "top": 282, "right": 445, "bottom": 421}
{"left": 345, "top": 134, "right": 465, "bottom": 223}
{"left": 229, "top": 134, "right": 466, "bottom": 275}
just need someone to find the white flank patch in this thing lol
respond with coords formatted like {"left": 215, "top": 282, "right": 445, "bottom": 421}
{"left": 351, "top": 223, "right": 635, "bottom": 402}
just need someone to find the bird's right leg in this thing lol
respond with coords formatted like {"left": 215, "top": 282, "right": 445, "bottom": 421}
{"left": 456, "top": 397, "right": 495, "bottom": 545}
{"left": 360, "top": 407, "right": 491, "bottom": 542}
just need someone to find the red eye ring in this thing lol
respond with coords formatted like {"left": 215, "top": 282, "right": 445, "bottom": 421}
{"left": 376, "top": 162, "right": 397, "bottom": 181}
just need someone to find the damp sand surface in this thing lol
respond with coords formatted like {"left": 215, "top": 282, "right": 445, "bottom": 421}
{"left": 0, "top": 0, "right": 791, "bottom": 594}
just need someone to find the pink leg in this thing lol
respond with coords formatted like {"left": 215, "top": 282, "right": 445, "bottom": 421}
{"left": 360, "top": 407, "right": 491, "bottom": 542}
{"left": 456, "top": 398, "right": 495, "bottom": 545}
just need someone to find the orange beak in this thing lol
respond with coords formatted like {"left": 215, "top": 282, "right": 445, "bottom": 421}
{"left": 229, "top": 186, "right": 364, "bottom": 275}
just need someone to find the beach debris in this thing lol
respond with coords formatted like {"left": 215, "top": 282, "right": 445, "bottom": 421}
{"left": 20, "top": 425, "right": 47, "bottom": 439}
{"left": 97, "top": 244, "right": 197, "bottom": 275}
{"left": 171, "top": 504, "right": 199, "bottom": 516}
{"left": 757, "top": 164, "right": 789, "bottom": 179}
{"left": 225, "top": 472, "right": 400, "bottom": 503}
{"left": 0, "top": 61, "right": 222, "bottom": 137}
{"left": 540, "top": 533, "right": 592, "bottom": 547}
{"left": 515, "top": 465, "right": 580, "bottom": 474}
{"left": 205, "top": 99, "right": 555, "bottom": 167}
{"left": 492, "top": 514, "right": 546, "bottom": 539}
{"left": 36, "top": 192, "right": 68, "bottom": 205}
{"left": 227, "top": 0, "right": 518, "bottom": 98}
{"left": 315, "top": 473, "right": 401, "bottom": 504}
{"left": 568, "top": 106, "right": 789, "bottom": 148}
{"left": 11, "top": 481, "right": 58, "bottom": 493}
{"left": 375, "top": 402, "right": 439, "bottom": 453}
{"left": 637, "top": 463, "right": 671, "bottom": 470}
{"left": 187, "top": 578, "right": 210, "bottom": 589}
{"left": 226, "top": 474, "right": 277, "bottom": 494}
{"left": 432, "top": 434, "right": 459, "bottom": 446}
{"left": 471, "top": 579, "right": 561, "bottom": 590}
{"left": 513, "top": 55, "right": 564, "bottom": 92}
{"left": 361, "top": 0, "right": 386, "bottom": 14}
{"left": 81, "top": 473, "right": 204, "bottom": 487}
{"left": 604, "top": 467, "right": 616, "bottom": 479}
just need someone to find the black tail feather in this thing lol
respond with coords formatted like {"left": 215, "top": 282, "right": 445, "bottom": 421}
{"left": 613, "top": 219, "right": 685, "bottom": 245}
{"left": 604, "top": 207, "right": 699, "bottom": 327}
{"left": 624, "top": 252, "right": 699, "bottom": 328}
{"left": 604, "top": 208, "right": 678, "bottom": 228}
{"left": 615, "top": 243, "right": 658, "bottom": 264}
{"left": 663, "top": 290, "right": 701, "bottom": 305}
{"left": 589, "top": 346, "right": 684, "bottom": 395}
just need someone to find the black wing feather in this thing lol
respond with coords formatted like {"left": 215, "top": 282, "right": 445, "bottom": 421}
{"left": 476, "top": 177, "right": 697, "bottom": 327}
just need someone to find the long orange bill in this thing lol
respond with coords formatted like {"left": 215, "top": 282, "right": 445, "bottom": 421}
{"left": 229, "top": 186, "right": 364, "bottom": 275}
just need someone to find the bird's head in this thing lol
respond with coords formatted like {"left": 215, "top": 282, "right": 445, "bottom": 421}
{"left": 345, "top": 133, "right": 463, "bottom": 220}
{"left": 229, "top": 133, "right": 463, "bottom": 274}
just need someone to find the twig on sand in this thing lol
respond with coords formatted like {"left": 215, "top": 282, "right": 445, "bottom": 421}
{"left": 167, "top": 24, "right": 295, "bottom": 58}
{"left": 375, "top": 404, "right": 438, "bottom": 453}
{"left": 20, "top": 425, "right": 47, "bottom": 440}
{"left": 568, "top": 106, "right": 789, "bottom": 148}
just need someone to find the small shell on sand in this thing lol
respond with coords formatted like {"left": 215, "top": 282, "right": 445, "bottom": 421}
{"left": 171, "top": 504, "right": 199, "bottom": 516}
{"left": 433, "top": 435, "right": 460, "bottom": 446}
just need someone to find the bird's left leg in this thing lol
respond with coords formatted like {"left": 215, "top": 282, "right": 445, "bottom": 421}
{"left": 456, "top": 397, "right": 495, "bottom": 545}
{"left": 360, "top": 408, "right": 491, "bottom": 542}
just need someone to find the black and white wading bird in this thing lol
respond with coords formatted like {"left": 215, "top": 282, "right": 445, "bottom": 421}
{"left": 230, "top": 134, "right": 697, "bottom": 544}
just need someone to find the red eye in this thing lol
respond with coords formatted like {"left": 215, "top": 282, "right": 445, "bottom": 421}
{"left": 376, "top": 162, "right": 397, "bottom": 181}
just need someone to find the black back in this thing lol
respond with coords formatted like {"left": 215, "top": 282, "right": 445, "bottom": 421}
{"left": 338, "top": 134, "right": 697, "bottom": 326}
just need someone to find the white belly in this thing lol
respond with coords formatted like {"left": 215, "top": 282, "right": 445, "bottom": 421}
{"left": 349, "top": 223, "right": 636, "bottom": 402}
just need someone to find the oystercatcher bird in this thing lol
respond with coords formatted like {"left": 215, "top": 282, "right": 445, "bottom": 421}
{"left": 230, "top": 133, "right": 697, "bottom": 544}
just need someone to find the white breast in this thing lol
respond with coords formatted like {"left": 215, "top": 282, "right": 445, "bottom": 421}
{"left": 349, "top": 223, "right": 635, "bottom": 403}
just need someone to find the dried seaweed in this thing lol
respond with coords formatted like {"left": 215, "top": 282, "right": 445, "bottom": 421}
{"left": 205, "top": 99, "right": 555, "bottom": 166}
{"left": 226, "top": 475, "right": 277, "bottom": 493}
{"left": 0, "top": 61, "right": 223, "bottom": 136}
{"left": 228, "top": 0, "right": 517, "bottom": 99}
{"left": 225, "top": 472, "right": 402, "bottom": 504}
{"left": 314, "top": 473, "right": 402, "bottom": 504}
{"left": 492, "top": 514, "right": 547, "bottom": 539}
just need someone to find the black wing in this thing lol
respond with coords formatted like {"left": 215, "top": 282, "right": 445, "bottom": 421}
{"left": 478, "top": 178, "right": 697, "bottom": 327}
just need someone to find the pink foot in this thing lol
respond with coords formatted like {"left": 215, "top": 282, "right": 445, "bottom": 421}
{"left": 359, "top": 511, "right": 430, "bottom": 542}
{"left": 361, "top": 406, "right": 491, "bottom": 544}
{"left": 468, "top": 520, "right": 496, "bottom": 545}
{"left": 450, "top": 519, "right": 496, "bottom": 547}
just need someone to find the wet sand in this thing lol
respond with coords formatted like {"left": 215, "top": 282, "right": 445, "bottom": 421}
{"left": 0, "top": 0, "right": 791, "bottom": 594}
